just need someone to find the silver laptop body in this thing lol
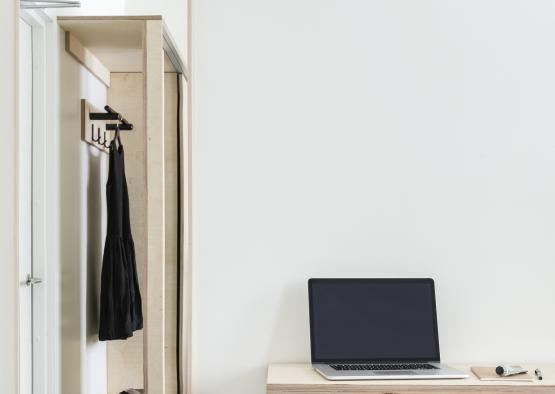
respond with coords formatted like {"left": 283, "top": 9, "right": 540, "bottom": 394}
{"left": 308, "top": 278, "right": 468, "bottom": 380}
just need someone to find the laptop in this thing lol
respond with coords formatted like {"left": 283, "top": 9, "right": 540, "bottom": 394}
{"left": 308, "top": 278, "right": 468, "bottom": 380}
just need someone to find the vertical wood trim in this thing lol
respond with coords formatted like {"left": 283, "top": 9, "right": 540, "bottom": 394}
{"left": 144, "top": 19, "right": 166, "bottom": 394}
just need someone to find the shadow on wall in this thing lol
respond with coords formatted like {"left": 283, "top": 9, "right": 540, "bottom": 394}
{"left": 224, "top": 366, "right": 268, "bottom": 394}
{"left": 227, "top": 281, "right": 308, "bottom": 393}
{"left": 86, "top": 147, "right": 104, "bottom": 341}
{"left": 267, "top": 281, "right": 310, "bottom": 363}
{"left": 59, "top": 36, "right": 83, "bottom": 391}
{"left": 58, "top": 25, "right": 108, "bottom": 392}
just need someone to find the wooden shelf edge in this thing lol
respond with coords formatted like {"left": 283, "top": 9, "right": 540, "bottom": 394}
{"left": 58, "top": 15, "right": 163, "bottom": 21}
{"left": 64, "top": 31, "right": 111, "bottom": 87}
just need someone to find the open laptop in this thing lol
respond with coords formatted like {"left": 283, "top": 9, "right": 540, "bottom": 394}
{"left": 308, "top": 278, "right": 468, "bottom": 380}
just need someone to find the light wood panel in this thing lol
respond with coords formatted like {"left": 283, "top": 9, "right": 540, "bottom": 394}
{"left": 267, "top": 364, "right": 555, "bottom": 394}
{"left": 106, "top": 73, "right": 146, "bottom": 393}
{"left": 105, "top": 72, "right": 182, "bottom": 394}
{"left": 66, "top": 32, "right": 110, "bottom": 87}
{"left": 144, "top": 19, "right": 166, "bottom": 394}
{"left": 58, "top": 15, "right": 163, "bottom": 21}
{"left": 58, "top": 17, "right": 188, "bottom": 75}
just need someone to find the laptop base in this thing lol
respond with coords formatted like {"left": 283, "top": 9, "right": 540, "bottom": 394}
{"left": 313, "top": 363, "right": 469, "bottom": 381}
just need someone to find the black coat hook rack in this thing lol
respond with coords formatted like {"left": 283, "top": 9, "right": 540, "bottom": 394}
{"left": 90, "top": 105, "right": 134, "bottom": 131}
{"left": 81, "top": 99, "right": 134, "bottom": 153}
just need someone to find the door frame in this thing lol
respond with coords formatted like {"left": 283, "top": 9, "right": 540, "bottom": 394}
{"left": 18, "top": 8, "right": 55, "bottom": 394}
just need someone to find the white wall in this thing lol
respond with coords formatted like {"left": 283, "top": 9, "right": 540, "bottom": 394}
{"left": 0, "top": 0, "right": 19, "bottom": 393}
{"left": 56, "top": 27, "right": 111, "bottom": 394}
{"left": 193, "top": 1, "right": 555, "bottom": 393}
{"left": 43, "top": 0, "right": 126, "bottom": 392}
{"left": 4, "top": 2, "right": 129, "bottom": 393}
{"left": 46, "top": 2, "right": 124, "bottom": 392}
{"left": 48, "top": 0, "right": 125, "bottom": 16}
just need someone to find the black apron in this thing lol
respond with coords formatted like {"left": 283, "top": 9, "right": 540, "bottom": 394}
{"left": 99, "top": 139, "right": 143, "bottom": 340}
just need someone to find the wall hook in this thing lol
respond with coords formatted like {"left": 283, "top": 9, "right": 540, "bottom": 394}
{"left": 96, "top": 127, "right": 102, "bottom": 144}
{"left": 82, "top": 99, "right": 133, "bottom": 153}
{"left": 103, "top": 130, "right": 111, "bottom": 148}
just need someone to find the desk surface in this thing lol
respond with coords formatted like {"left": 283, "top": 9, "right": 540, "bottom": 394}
{"left": 267, "top": 363, "right": 555, "bottom": 393}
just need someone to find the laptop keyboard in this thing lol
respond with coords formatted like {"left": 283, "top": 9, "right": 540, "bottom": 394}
{"left": 330, "top": 363, "right": 438, "bottom": 371}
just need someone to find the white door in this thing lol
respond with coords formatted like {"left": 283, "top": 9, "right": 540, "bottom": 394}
{"left": 19, "top": 16, "right": 45, "bottom": 394}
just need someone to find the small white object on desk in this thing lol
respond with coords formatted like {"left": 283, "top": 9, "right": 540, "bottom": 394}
{"left": 472, "top": 366, "right": 533, "bottom": 381}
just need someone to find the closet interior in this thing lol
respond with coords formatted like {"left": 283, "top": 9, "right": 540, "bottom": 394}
{"left": 58, "top": 15, "right": 191, "bottom": 393}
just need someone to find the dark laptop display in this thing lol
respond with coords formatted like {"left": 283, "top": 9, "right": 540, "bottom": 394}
{"left": 308, "top": 278, "right": 440, "bottom": 363}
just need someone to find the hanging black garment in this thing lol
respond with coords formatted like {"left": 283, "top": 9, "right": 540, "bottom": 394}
{"left": 99, "top": 139, "right": 143, "bottom": 341}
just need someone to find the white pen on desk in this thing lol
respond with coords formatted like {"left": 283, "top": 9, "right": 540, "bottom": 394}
{"left": 535, "top": 368, "right": 543, "bottom": 380}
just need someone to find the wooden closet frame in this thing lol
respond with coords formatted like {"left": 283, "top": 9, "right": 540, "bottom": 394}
{"left": 58, "top": 14, "right": 192, "bottom": 394}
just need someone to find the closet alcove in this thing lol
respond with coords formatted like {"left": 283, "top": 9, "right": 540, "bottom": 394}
{"left": 58, "top": 16, "right": 190, "bottom": 394}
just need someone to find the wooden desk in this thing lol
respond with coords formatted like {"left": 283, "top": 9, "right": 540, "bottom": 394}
{"left": 267, "top": 364, "right": 555, "bottom": 393}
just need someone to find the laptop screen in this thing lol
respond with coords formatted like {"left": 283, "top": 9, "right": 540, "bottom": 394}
{"left": 308, "top": 278, "right": 440, "bottom": 363}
